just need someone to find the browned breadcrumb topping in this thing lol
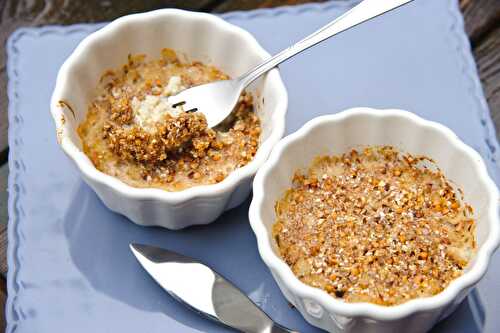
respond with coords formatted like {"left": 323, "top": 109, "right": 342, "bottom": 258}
{"left": 77, "top": 49, "right": 260, "bottom": 191}
{"left": 273, "top": 146, "right": 476, "bottom": 306}
{"left": 103, "top": 112, "right": 213, "bottom": 163}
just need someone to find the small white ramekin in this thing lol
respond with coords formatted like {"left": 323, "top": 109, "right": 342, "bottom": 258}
{"left": 50, "top": 9, "right": 287, "bottom": 229}
{"left": 249, "top": 108, "right": 499, "bottom": 333}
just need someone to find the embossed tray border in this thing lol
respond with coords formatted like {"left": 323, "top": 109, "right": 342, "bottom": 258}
{"left": 6, "top": 0, "right": 499, "bottom": 331}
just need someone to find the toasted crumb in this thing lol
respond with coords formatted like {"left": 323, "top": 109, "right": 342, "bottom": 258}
{"left": 77, "top": 48, "right": 260, "bottom": 191}
{"left": 273, "top": 146, "right": 476, "bottom": 306}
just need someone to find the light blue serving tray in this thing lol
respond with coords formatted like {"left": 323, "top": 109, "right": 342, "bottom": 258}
{"left": 7, "top": 1, "right": 500, "bottom": 332}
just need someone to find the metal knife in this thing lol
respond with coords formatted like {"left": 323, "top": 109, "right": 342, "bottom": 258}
{"left": 130, "top": 243, "right": 298, "bottom": 333}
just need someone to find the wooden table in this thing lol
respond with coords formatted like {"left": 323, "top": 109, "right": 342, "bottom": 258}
{"left": 0, "top": 0, "right": 498, "bottom": 329}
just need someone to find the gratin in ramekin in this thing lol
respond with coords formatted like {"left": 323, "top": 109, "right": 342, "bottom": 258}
{"left": 249, "top": 108, "right": 499, "bottom": 333}
{"left": 50, "top": 9, "right": 287, "bottom": 229}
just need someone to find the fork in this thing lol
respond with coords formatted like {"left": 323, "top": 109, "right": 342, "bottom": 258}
{"left": 168, "top": 0, "right": 414, "bottom": 128}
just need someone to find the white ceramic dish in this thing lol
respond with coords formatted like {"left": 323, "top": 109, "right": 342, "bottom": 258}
{"left": 249, "top": 108, "right": 500, "bottom": 333}
{"left": 50, "top": 9, "right": 287, "bottom": 229}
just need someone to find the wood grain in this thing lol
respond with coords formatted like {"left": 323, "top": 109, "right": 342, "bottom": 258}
{"left": 213, "top": 0, "right": 324, "bottom": 12}
{"left": 0, "top": 223, "right": 6, "bottom": 277}
{"left": 460, "top": 0, "right": 500, "bottom": 44}
{"left": 0, "top": 159, "right": 5, "bottom": 331}
{"left": 0, "top": 162, "right": 7, "bottom": 277}
{"left": 460, "top": 0, "right": 500, "bottom": 136}
{"left": 475, "top": 25, "right": 500, "bottom": 131}
{"left": 0, "top": 162, "right": 7, "bottom": 236}
{"left": 0, "top": 275, "right": 6, "bottom": 332}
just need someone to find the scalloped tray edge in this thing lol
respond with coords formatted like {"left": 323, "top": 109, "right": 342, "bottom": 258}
{"left": 5, "top": 0, "right": 498, "bottom": 331}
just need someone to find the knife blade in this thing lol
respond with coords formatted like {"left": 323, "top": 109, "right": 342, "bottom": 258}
{"left": 130, "top": 243, "right": 297, "bottom": 333}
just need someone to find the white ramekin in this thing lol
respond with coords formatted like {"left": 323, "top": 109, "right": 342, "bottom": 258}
{"left": 249, "top": 108, "right": 499, "bottom": 333}
{"left": 50, "top": 9, "right": 287, "bottom": 229}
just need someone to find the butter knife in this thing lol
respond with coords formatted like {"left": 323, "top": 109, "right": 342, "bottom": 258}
{"left": 130, "top": 243, "right": 298, "bottom": 333}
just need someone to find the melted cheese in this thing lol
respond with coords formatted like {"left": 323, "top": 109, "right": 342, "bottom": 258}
{"left": 131, "top": 76, "right": 185, "bottom": 132}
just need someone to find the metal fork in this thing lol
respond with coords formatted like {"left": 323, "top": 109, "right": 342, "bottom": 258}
{"left": 168, "top": 0, "right": 414, "bottom": 128}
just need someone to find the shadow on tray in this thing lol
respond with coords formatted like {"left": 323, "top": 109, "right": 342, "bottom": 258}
{"left": 63, "top": 182, "right": 315, "bottom": 332}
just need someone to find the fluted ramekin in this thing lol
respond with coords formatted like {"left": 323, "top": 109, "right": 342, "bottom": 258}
{"left": 249, "top": 108, "right": 499, "bottom": 333}
{"left": 50, "top": 9, "right": 287, "bottom": 229}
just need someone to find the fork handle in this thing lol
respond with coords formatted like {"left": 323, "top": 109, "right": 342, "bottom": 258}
{"left": 238, "top": 0, "right": 413, "bottom": 88}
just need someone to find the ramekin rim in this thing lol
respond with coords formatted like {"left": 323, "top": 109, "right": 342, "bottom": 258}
{"left": 249, "top": 107, "right": 500, "bottom": 320}
{"left": 49, "top": 8, "right": 288, "bottom": 205}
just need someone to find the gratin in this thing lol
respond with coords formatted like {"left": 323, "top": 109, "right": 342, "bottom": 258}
{"left": 78, "top": 49, "right": 261, "bottom": 191}
{"left": 273, "top": 146, "right": 476, "bottom": 306}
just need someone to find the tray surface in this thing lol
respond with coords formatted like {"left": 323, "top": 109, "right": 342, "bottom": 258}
{"left": 6, "top": 1, "right": 500, "bottom": 332}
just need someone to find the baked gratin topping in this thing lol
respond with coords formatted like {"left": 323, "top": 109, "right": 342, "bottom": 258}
{"left": 78, "top": 49, "right": 260, "bottom": 191}
{"left": 273, "top": 146, "right": 476, "bottom": 305}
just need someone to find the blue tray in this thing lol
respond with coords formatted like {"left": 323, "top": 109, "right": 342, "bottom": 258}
{"left": 7, "top": 1, "right": 500, "bottom": 332}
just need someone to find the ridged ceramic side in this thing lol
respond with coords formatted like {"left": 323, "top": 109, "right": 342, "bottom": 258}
{"left": 50, "top": 9, "right": 288, "bottom": 229}
{"left": 249, "top": 108, "right": 499, "bottom": 333}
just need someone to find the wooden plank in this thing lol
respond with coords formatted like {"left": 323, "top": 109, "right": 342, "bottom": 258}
{"left": 0, "top": 159, "right": 7, "bottom": 222}
{"left": 213, "top": 0, "right": 324, "bottom": 12}
{"left": 460, "top": 0, "right": 500, "bottom": 137}
{"left": 0, "top": 223, "right": 5, "bottom": 277}
{"left": 474, "top": 25, "right": 500, "bottom": 133}
{"left": 0, "top": 161, "right": 6, "bottom": 332}
{"left": 0, "top": 275, "right": 6, "bottom": 332}
{"left": 460, "top": 0, "right": 500, "bottom": 44}
{"left": 0, "top": 162, "right": 8, "bottom": 277}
